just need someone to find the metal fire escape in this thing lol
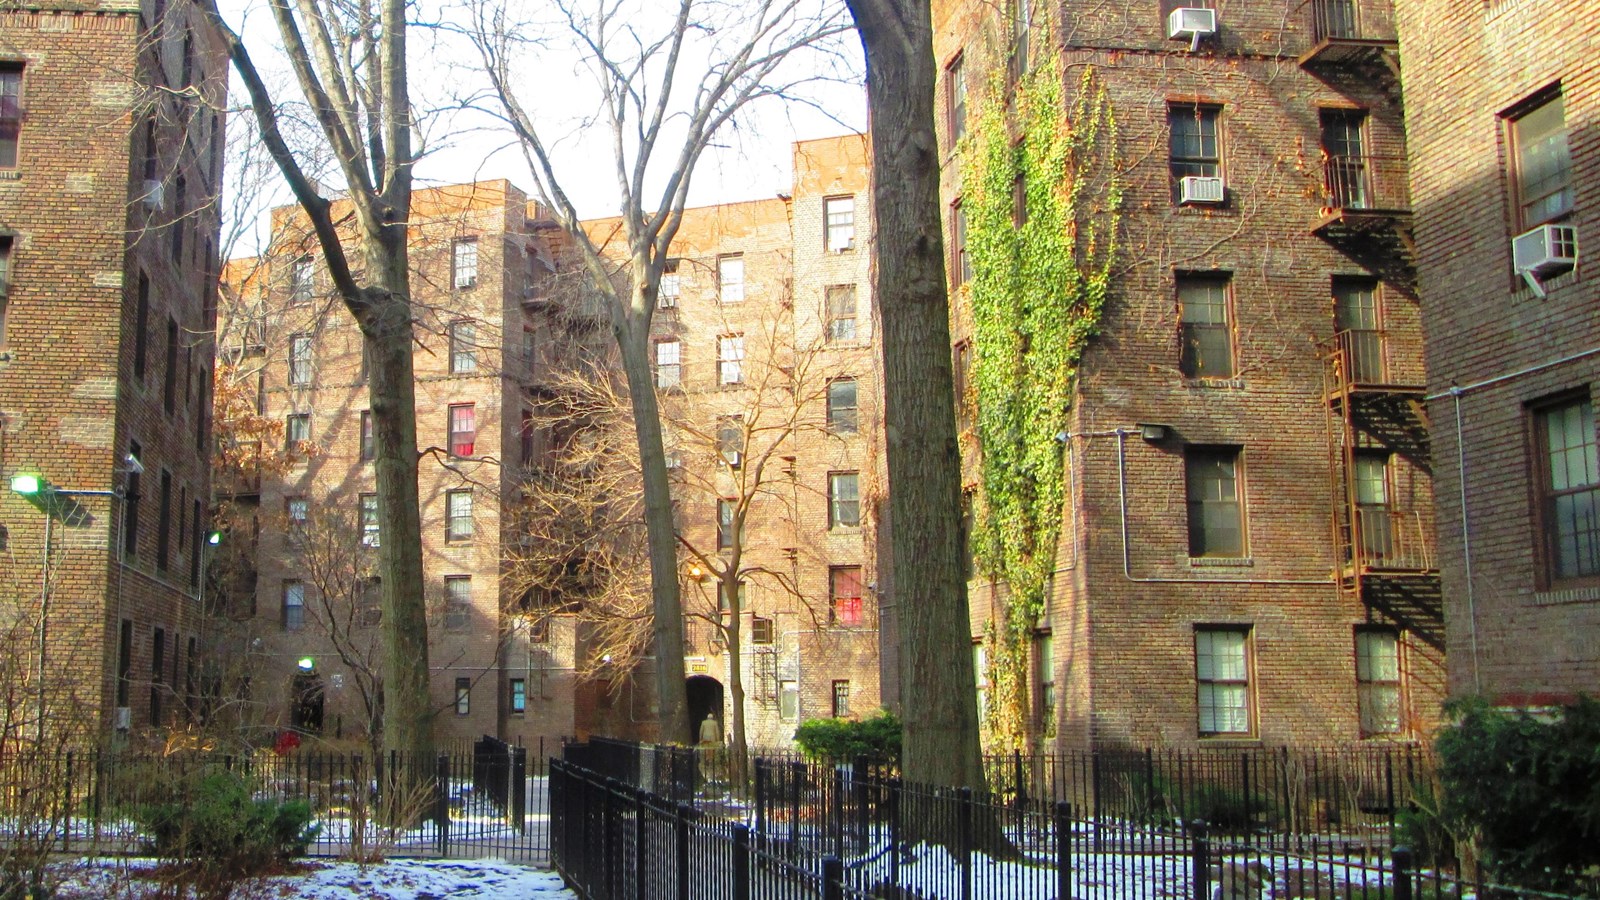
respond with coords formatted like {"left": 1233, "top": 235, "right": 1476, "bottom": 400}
{"left": 1322, "top": 330, "right": 1442, "bottom": 650}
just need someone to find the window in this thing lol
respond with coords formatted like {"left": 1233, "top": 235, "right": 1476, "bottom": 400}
{"left": 288, "top": 334, "right": 312, "bottom": 385}
{"left": 830, "top": 566, "right": 864, "bottom": 626}
{"left": 946, "top": 54, "right": 967, "bottom": 143}
{"left": 0, "top": 64, "right": 22, "bottom": 168}
{"left": 825, "top": 196, "right": 855, "bottom": 251}
{"left": 520, "top": 408, "right": 535, "bottom": 466}
{"left": 827, "top": 378, "right": 859, "bottom": 433}
{"left": 117, "top": 620, "right": 133, "bottom": 708}
{"left": 1535, "top": 395, "right": 1600, "bottom": 581}
{"left": 455, "top": 677, "right": 471, "bottom": 715}
{"left": 1195, "top": 627, "right": 1252, "bottom": 736}
{"left": 510, "top": 678, "right": 527, "bottom": 714}
{"left": 1321, "top": 109, "right": 1370, "bottom": 209}
{"left": 952, "top": 202, "right": 971, "bottom": 287}
{"left": 453, "top": 238, "right": 479, "bottom": 289}
{"left": 0, "top": 235, "right": 12, "bottom": 345}
{"left": 286, "top": 413, "right": 311, "bottom": 448}
{"left": 290, "top": 256, "right": 314, "bottom": 305}
{"left": 124, "top": 441, "right": 142, "bottom": 556}
{"left": 445, "top": 576, "right": 471, "bottom": 631}
{"left": 831, "top": 680, "right": 851, "bottom": 718}
{"left": 449, "top": 320, "right": 477, "bottom": 374}
{"left": 717, "top": 498, "right": 737, "bottom": 550}
{"left": 1011, "top": 0, "right": 1031, "bottom": 79}
{"left": 826, "top": 285, "right": 857, "bottom": 344}
{"left": 718, "top": 254, "right": 745, "bottom": 303}
{"left": 286, "top": 496, "right": 309, "bottom": 535}
{"left": 359, "top": 577, "right": 382, "bottom": 626}
{"left": 156, "top": 469, "right": 172, "bottom": 571}
{"left": 718, "top": 580, "right": 745, "bottom": 614}
{"left": 180, "top": 28, "right": 194, "bottom": 86}
{"left": 171, "top": 176, "right": 186, "bottom": 264}
{"left": 1186, "top": 447, "right": 1244, "bottom": 557}
{"left": 135, "top": 274, "right": 151, "bottom": 379}
{"left": 1036, "top": 633, "right": 1055, "bottom": 737}
{"left": 954, "top": 341, "right": 973, "bottom": 430}
{"left": 717, "top": 416, "right": 743, "bottom": 467}
{"left": 655, "top": 339, "right": 681, "bottom": 388}
{"left": 780, "top": 680, "right": 799, "bottom": 720}
{"left": 1334, "top": 278, "right": 1384, "bottom": 384}
{"left": 1177, "top": 273, "right": 1233, "bottom": 379}
{"left": 1510, "top": 91, "right": 1573, "bottom": 228}
{"left": 719, "top": 334, "right": 745, "bottom": 385}
{"left": 163, "top": 318, "right": 179, "bottom": 414}
{"left": 829, "top": 472, "right": 861, "bottom": 529}
{"left": 446, "top": 489, "right": 473, "bottom": 542}
{"left": 751, "top": 617, "right": 774, "bottom": 645}
{"left": 658, "top": 258, "right": 680, "bottom": 307}
{"left": 1169, "top": 104, "right": 1221, "bottom": 188}
{"left": 1355, "top": 628, "right": 1402, "bottom": 736}
{"left": 151, "top": 628, "right": 165, "bottom": 725}
{"left": 360, "top": 410, "right": 374, "bottom": 461}
{"left": 283, "top": 581, "right": 306, "bottom": 631}
{"left": 360, "top": 493, "right": 380, "bottom": 547}
{"left": 1354, "top": 452, "right": 1395, "bottom": 561}
{"left": 448, "top": 403, "right": 476, "bottom": 457}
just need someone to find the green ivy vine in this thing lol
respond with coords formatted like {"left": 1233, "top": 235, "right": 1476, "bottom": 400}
{"left": 963, "top": 59, "right": 1122, "bottom": 749}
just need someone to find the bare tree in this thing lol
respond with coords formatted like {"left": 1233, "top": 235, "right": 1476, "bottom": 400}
{"left": 842, "top": 0, "right": 985, "bottom": 790}
{"left": 467, "top": 0, "right": 853, "bottom": 743}
{"left": 198, "top": 0, "right": 434, "bottom": 758}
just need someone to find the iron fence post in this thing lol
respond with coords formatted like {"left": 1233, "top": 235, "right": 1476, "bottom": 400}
{"left": 958, "top": 786, "right": 973, "bottom": 900}
{"left": 853, "top": 755, "right": 869, "bottom": 853}
{"left": 1190, "top": 820, "right": 1210, "bottom": 900}
{"left": 889, "top": 777, "right": 901, "bottom": 887}
{"left": 1056, "top": 801, "right": 1073, "bottom": 900}
{"left": 435, "top": 753, "right": 452, "bottom": 857}
{"left": 1392, "top": 846, "right": 1414, "bottom": 900}
{"left": 605, "top": 778, "right": 620, "bottom": 900}
{"left": 1014, "top": 750, "right": 1028, "bottom": 807}
{"left": 63, "top": 751, "right": 74, "bottom": 851}
{"left": 1091, "top": 751, "right": 1104, "bottom": 852}
{"left": 733, "top": 822, "right": 751, "bottom": 900}
{"left": 754, "top": 759, "right": 768, "bottom": 836}
{"left": 675, "top": 803, "right": 692, "bottom": 900}
{"left": 1385, "top": 752, "right": 1396, "bottom": 839}
{"left": 822, "top": 855, "right": 843, "bottom": 900}
{"left": 634, "top": 787, "right": 647, "bottom": 900}
{"left": 832, "top": 763, "right": 845, "bottom": 857}
{"left": 790, "top": 760, "right": 804, "bottom": 852}
{"left": 511, "top": 745, "right": 528, "bottom": 833}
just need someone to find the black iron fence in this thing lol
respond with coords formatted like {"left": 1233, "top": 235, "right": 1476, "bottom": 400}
{"left": 554, "top": 750, "right": 1569, "bottom": 900}
{"left": 0, "top": 745, "right": 555, "bottom": 862}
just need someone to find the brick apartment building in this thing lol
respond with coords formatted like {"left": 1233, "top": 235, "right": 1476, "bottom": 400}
{"left": 1395, "top": 0, "right": 1600, "bottom": 704}
{"left": 222, "top": 136, "right": 884, "bottom": 749}
{"left": 927, "top": 0, "right": 1445, "bottom": 748}
{"left": 0, "top": 0, "right": 226, "bottom": 736}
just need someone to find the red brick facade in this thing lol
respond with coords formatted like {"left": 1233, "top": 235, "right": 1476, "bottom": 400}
{"left": 0, "top": 0, "right": 226, "bottom": 737}
{"left": 1396, "top": 0, "right": 1600, "bottom": 704}
{"left": 927, "top": 0, "right": 1444, "bottom": 748}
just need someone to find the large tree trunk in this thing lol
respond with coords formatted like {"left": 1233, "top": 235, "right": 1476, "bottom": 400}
{"left": 720, "top": 570, "right": 749, "bottom": 792}
{"left": 616, "top": 307, "right": 690, "bottom": 744}
{"left": 844, "top": 0, "right": 985, "bottom": 791}
{"left": 362, "top": 225, "right": 433, "bottom": 762}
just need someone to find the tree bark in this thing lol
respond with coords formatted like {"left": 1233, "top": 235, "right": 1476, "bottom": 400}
{"left": 843, "top": 0, "right": 985, "bottom": 791}
{"left": 615, "top": 296, "right": 690, "bottom": 744}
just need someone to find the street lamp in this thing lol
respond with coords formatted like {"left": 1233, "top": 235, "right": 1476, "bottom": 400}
{"left": 9, "top": 472, "right": 119, "bottom": 743}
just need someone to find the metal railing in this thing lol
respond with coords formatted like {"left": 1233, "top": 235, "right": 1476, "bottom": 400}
{"left": 1322, "top": 155, "right": 1410, "bottom": 213}
{"left": 551, "top": 748, "right": 1581, "bottom": 900}
{"left": 1346, "top": 506, "right": 1435, "bottom": 573}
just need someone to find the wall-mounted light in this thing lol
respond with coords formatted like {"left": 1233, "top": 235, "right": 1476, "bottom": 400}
{"left": 1138, "top": 423, "right": 1172, "bottom": 443}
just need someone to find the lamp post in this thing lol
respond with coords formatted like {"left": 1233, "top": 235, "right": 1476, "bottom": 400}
{"left": 10, "top": 473, "right": 120, "bottom": 743}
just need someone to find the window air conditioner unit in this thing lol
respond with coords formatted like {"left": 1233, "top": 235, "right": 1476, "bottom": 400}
{"left": 1179, "top": 176, "right": 1226, "bottom": 205}
{"left": 1513, "top": 223, "right": 1578, "bottom": 298}
{"left": 831, "top": 237, "right": 855, "bottom": 253}
{"left": 142, "top": 179, "right": 165, "bottom": 210}
{"left": 114, "top": 706, "right": 132, "bottom": 730}
{"left": 723, "top": 449, "right": 743, "bottom": 468}
{"left": 1168, "top": 7, "right": 1216, "bottom": 50}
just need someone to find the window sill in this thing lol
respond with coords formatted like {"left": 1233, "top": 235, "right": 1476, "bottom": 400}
{"left": 1532, "top": 585, "right": 1600, "bottom": 606}
{"left": 1189, "top": 556, "right": 1253, "bottom": 568}
{"left": 1184, "top": 376, "right": 1245, "bottom": 389}
{"left": 1197, "top": 735, "right": 1261, "bottom": 746}
{"left": 829, "top": 527, "right": 863, "bottom": 535}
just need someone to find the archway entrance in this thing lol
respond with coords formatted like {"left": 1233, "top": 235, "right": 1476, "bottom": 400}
{"left": 289, "top": 672, "right": 325, "bottom": 734}
{"left": 685, "top": 675, "right": 724, "bottom": 745}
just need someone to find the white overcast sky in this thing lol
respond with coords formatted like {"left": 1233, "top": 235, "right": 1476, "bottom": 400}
{"left": 218, "top": 0, "right": 869, "bottom": 259}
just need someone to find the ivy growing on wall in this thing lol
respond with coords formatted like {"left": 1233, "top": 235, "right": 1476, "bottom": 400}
{"left": 963, "top": 59, "right": 1122, "bottom": 749}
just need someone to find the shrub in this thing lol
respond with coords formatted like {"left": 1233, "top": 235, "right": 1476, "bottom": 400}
{"left": 1431, "top": 695, "right": 1600, "bottom": 893}
{"left": 135, "top": 770, "right": 318, "bottom": 898}
{"left": 794, "top": 710, "right": 901, "bottom": 764}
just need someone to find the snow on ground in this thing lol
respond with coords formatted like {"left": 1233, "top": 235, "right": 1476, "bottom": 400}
{"left": 53, "top": 857, "right": 578, "bottom": 899}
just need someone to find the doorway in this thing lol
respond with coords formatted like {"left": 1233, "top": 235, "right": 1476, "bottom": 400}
{"left": 685, "top": 675, "right": 724, "bottom": 744}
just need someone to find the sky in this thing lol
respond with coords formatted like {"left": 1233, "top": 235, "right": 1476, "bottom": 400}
{"left": 218, "top": 0, "right": 869, "bottom": 259}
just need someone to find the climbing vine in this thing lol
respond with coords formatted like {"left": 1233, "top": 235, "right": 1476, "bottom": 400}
{"left": 963, "top": 59, "right": 1122, "bottom": 749}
